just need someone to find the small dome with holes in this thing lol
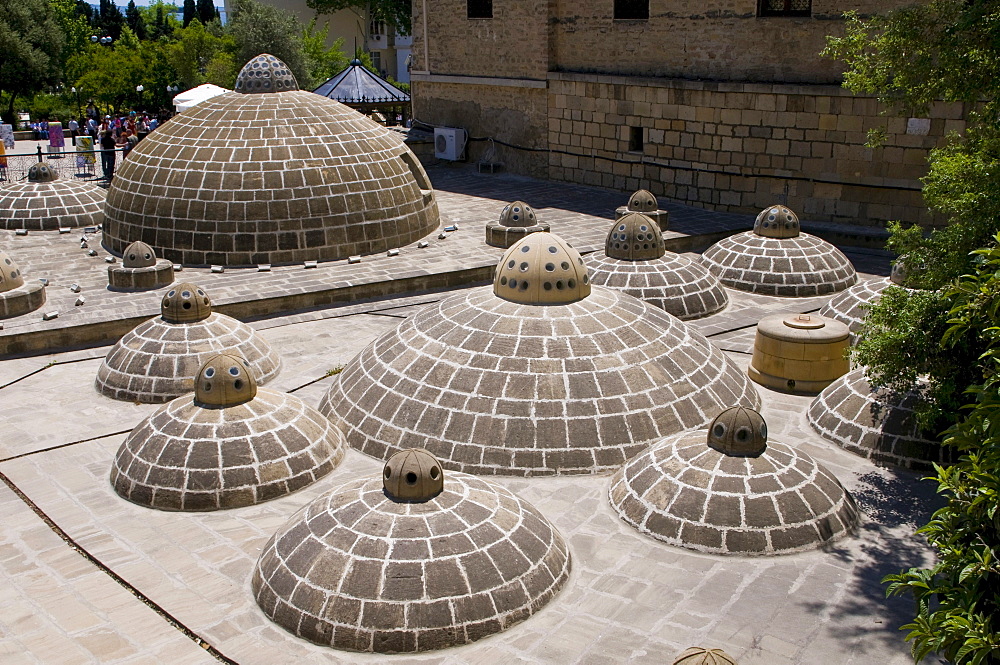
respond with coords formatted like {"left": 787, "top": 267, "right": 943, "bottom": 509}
{"left": 252, "top": 449, "right": 571, "bottom": 652}
{"left": 235, "top": 53, "right": 298, "bottom": 94}
{"left": 606, "top": 212, "right": 666, "bottom": 261}
{"left": 628, "top": 189, "right": 658, "bottom": 213}
{"left": 707, "top": 406, "right": 767, "bottom": 457}
{"left": 498, "top": 200, "right": 538, "bottom": 228}
{"left": 96, "top": 283, "right": 280, "bottom": 403}
{"left": 753, "top": 204, "right": 800, "bottom": 239}
{"left": 672, "top": 647, "right": 738, "bottom": 665}
{"left": 196, "top": 354, "right": 256, "bottom": 407}
{"left": 122, "top": 241, "right": 158, "bottom": 269}
{"left": 27, "top": 162, "right": 58, "bottom": 183}
{"left": 161, "top": 282, "right": 212, "bottom": 323}
{"left": 0, "top": 250, "right": 25, "bottom": 293}
{"left": 111, "top": 352, "right": 344, "bottom": 511}
{"left": 383, "top": 448, "right": 443, "bottom": 501}
{"left": 610, "top": 407, "right": 860, "bottom": 555}
{"left": 494, "top": 233, "right": 591, "bottom": 305}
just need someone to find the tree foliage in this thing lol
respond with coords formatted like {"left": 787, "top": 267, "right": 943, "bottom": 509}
{"left": 306, "top": 0, "right": 412, "bottom": 37}
{"left": 228, "top": 0, "right": 311, "bottom": 88}
{"left": 0, "top": 0, "right": 65, "bottom": 124}
{"left": 302, "top": 19, "right": 350, "bottom": 84}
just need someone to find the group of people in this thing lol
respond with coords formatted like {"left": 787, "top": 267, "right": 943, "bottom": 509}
{"left": 80, "top": 105, "right": 171, "bottom": 181}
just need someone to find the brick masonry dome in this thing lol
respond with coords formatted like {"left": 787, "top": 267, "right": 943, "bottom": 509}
{"left": 609, "top": 414, "right": 861, "bottom": 555}
{"left": 0, "top": 170, "right": 105, "bottom": 231}
{"left": 101, "top": 80, "right": 439, "bottom": 267}
{"left": 493, "top": 233, "right": 591, "bottom": 305}
{"left": 753, "top": 204, "right": 800, "bottom": 239}
{"left": 234, "top": 54, "right": 298, "bottom": 94}
{"left": 110, "top": 354, "right": 344, "bottom": 511}
{"left": 606, "top": 212, "right": 665, "bottom": 261}
{"left": 122, "top": 241, "right": 158, "bottom": 268}
{"left": 0, "top": 250, "right": 25, "bottom": 293}
{"left": 628, "top": 189, "right": 658, "bottom": 213}
{"left": 252, "top": 464, "right": 571, "bottom": 652}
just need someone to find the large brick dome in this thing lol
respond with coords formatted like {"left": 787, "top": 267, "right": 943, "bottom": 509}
{"left": 102, "top": 56, "right": 440, "bottom": 266}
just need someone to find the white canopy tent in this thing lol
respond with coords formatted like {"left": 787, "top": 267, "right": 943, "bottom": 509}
{"left": 172, "top": 84, "right": 230, "bottom": 113}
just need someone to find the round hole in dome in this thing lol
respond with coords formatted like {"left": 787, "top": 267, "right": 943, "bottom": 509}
{"left": 640, "top": 225, "right": 647, "bottom": 232}
{"left": 512, "top": 207, "right": 520, "bottom": 212}
{"left": 583, "top": 274, "right": 589, "bottom": 284}
{"left": 144, "top": 253, "right": 151, "bottom": 260}
{"left": 521, "top": 246, "right": 530, "bottom": 253}
{"left": 182, "top": 302, "right": 191, "bottom": 309}
{"left": 771, "top": 208, "right": 779, "bottom": 214}
{"left": 543, "top": 282, "right": 552, "bottom": 290}
{"left": 519, "top": 262, "right": 529, "bottom": 271}
{"left": 509, "top": 279, "right": 517, "bottom": 288}
{"left": 128, "top": 254, "right": 136, "bottom": 261}
{"left": 643, "top": 244, "right": 649, "bottom": 250}
{"left": 519, "top": 281, "right": 528, "bottom": 291}
{"left": 713, "top": 423, "right": 726, "bottom": 438}
{"left": 613, "top": 243, "right": 620, "bottom": 250}
{"left": 229, "top": 367, "right": 239, "bottom": 376}
{"left": 405, "top": 471, "right": 417, "bottom": 485}
{"left": 736, "top": 428, "right": 749, "bottom": 442}
{"left": 204, "top": 382, "right": 212, "bottom": 391}
{"left": 500, "top": 276, "right": 508, "bottom": 285}
{"left": 508, "top": 260, "right": 515, "bottom": 269}
{"left": 181, "top": 291, "right": 191, "bottom": 298}
{"left": 205, "top": 368, "right": 215, "bottom": 378}
{"left": 760, "top": 423, "right": 768, "bottom": 438}
{"left": 161, "top": 299, "right": 169, "bottom": 307}
{"left": 578, "top": 257, "right": 584, "bottom": 265}
{"left": 197, "top": 289, "right": 204, "bottom": 296}
{"left": 167, "top": 290, "right": 175, "bottom": 297}
{"left": 618, "top": 225, "right": 625, "bottom": 231}
{"left": 768, "top": 215, "right": 775, "bottom": 222}
{"left": 556, "top": 280, "right": 564, "bottom": 289}
{"left": 203, "top": 297, "right": 210, "bottom": 305}
{"left": 234, "top": 379, "right": 243, "bottom": 390}
{"left": 545, "top": 263, "right": 555, "bottom": 271}
{"left": 548, "top": 246, "right": 558, "bottom": 253}
{"left": 568, "top": 279, "right": 576, "bottom": 288}
{"left": 512, "top": 215, "right": 519, "bottom": 222}
{"left": 429, "top": 466, "right": 439, "bottom": 479}
{"left": 384, "top": 468, "right": 391, "bottom": 479}
{"left": 561, "top": 261, "right": 570, "bottom": 270}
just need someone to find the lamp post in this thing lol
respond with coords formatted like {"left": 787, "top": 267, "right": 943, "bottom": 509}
{"left": 136, "top": 85, "right": 144, "bottom": 111}
{"left": 91, "top": 35, "right": 113, "bottom": 46}
{"left": 71, "top": 87, "right": 81, "bottom": 115}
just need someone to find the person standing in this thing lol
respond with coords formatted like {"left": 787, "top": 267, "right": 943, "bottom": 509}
{"left": 68, "top": 117, "right": 79, "bottom": 146}
{"left": 100, "top": 130, "right": 116, "bottom": 180}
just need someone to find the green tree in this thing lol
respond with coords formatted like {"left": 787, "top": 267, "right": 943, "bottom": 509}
{"left": 0, "top": 0, "right": 64, "bottom": 124}
{"left": 97, "top": 0, "right": 125, "bottom": 41}
{"left": 182, "top": 0, "right": 196, "bottom": 27}
{"left": 306, "top": 0, "right": 411, "bottom": 38}
{"left": 227, "top": 0, "right": 311, "bottom": 88}
{"left": 141, "top": 1, "right": 180, "bottom": 41}
{"left": 125, "top": 0, "right": 148, "bottom": 41}
{"left": 67, "top": 27, "right": 152, "bottom": 113}
{"left": 302, "top": 18, "right": 349, "bottom": 84}
{"left": 166, "top": 18, "right": 228, "bottom": 88}
{"left": 196, "top": 0, "right": 217, "bottom": 25}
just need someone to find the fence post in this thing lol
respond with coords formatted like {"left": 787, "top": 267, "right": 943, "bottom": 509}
{"left": 36, "top": 146, "right": 42, "bottom": 162}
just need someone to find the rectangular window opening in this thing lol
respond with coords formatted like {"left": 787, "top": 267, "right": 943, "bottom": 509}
{"left": 628, "top": 126, "right": 645, "bottom": 153}
{"left": 614, "top": 0, "right": 649, "bottom": 20}
{"left": 758, "top": 0, "right": 811, "bottom": 17}
{"left": 468, "top": 0, "right": 493, "bottom": 19}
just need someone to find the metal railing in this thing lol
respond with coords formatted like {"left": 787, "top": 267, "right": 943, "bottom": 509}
{"left": 0, "top": 145, "right": 125, "bottom": 183}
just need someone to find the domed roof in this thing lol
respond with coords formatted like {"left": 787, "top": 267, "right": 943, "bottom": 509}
{"left": 320, "top": 236, "right": 759, "bottom": 476}
{"left": 234, "top": 53, "right": 298, "bottom": 94}
{"left": 0, "top": 174, "right": 105, "bottom": 231}
{"left": 673, "top": 647, "right": 738, "bottom": 665}
{"left": 195, "top": 353, "right": 256, "bottom": 406}
{"left": 628, "top": 189, "right": 658, "bottom": 213}
{"left": 753, "top": 204, "right": 800, "bottom": 239}
{"left": 498, "top": 200, "right": 539, "bottom": 228}
{"left": 606, "top": 213, "right": 665, "bottom": 261}
{"left": 161, "top": 282, "right": 212, "bottom": 323}
{"left": 27, "top": 162, "right": 58, "bottom": 183}
{"left": 96, "top": 289, "right": 280, "bottom": 403}
{"left": 587, "top": 246, "right": 728, "bottom": 320}
{"left": 102, "top": 56, "right": 439, "bottom": 267}
{"left": 819, "top": 277, "right": 893, "bottom": 340}
{"left": 111, "top": 354, "right": 344, "bottom": 511}
{"left": 383, "top": 448, "right": 443, "bottom": 501}
{"left": 0, "top": 250, "right": 25, "bottom": 293}
{"left": 707, "top": 406, "right": 767, "bottom": 456}
{"left": 609, "top": 410, "right": 860, "bottom": 555}
{"left": 122, "top": 241, "right": 158, "bottom": 268}
{"left": 808, "top": 368, "right": 952, "bottom": 470}
{"left": 493, "top": 234, "right": 591, "bottom": 305}
{"left": 701, "top": 222, "right": 857, "bottom": 297}
{"left": 252, "top": 450, "right": 570, "bottom": 652}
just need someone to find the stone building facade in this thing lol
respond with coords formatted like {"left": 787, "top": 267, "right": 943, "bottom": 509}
{"left": 411, "top": 1, "right": 961, "bottom": 227}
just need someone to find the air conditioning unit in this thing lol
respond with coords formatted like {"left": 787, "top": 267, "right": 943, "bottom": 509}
{"left": 434, "top": 127, "right": 466, "bottom": 161}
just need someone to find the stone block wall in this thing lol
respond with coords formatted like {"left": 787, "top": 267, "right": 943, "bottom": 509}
{"left": 547, "top": 73, "right": 964, "bottom": 227}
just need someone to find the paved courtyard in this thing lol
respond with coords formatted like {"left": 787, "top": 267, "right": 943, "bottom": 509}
{"left": 0, "top": 165, "right": 943, "bottom": 664}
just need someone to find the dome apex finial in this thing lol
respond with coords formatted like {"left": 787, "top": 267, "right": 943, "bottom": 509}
{"left": 235, "top": 53, "right": 298, "bottom": 94}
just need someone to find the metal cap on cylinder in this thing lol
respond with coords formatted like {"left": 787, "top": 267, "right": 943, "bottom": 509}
{"left": 753, "top": 205, "right": 800, "bottom": 239}
{"left": 605, "top": 212, "right": 666, "bottom": 261}
{"left": 27, "top": 162, "right": 59, "bottom": 183}
{"left": 161, "top": 283, "right": 212, "bottom": 323}
{"left": 627, "top": 189, "right": 658, "bottom": 213}
{"left": 122, "top": 241, "right": 157, "bottom": 268}
{"left": 707, "top": 406, "right": 767, "bottom": 457}
{"left": 0, "top": 250, "right": 25, "bottom": 293}
{"left": 672, "top": 646, "right": 738, "bottom": 665}
{"left": 382, "top": 448, "right": 443, "bottom": 502}
{"left": 493, "top": 233, "right": 591, "bottom": 305}
{"left": 234, "top": 53, "right": 298, "bottom": 94}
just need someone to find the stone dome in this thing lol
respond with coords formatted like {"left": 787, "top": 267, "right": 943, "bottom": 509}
{"left": 96, "top": 284, "right": 280, "bottom": 403}
{"left": 673, "top": 647, "right": 738, "bottom": 665}
{"left": 707, "top": 406, "right": 767, "bottom": 456}
{"left": 0, "top": 249, "right": 46, "bottom": 318}
{"left": 320, "top": 234, "right": 759, "bottom": 476}
{"left": 628, "top": 189, "right": 659, "bottom": 213}
{"left": 808, "top": 368, "right": 952, "bottom": 470}
{"left": 499, "top": 200, "right": 538, "bottom": 228}
{"left": 819, "top": 277, "right": 893, "bottom": 341}
{"left": 234, "top": 53, "right": 298, "bottom": 94}
{"left": 701, "top": 207, "right": 857, "bottom": 297}
{"left": 606, "top": 212, "right": 665, "bottom": 261}
{"left": 102, "top": 55, "right": 439, "bottom": 267}
{"left": 0, "top": 166, "right": 105, "bottom": 230}
{"left": 111, "top": 354, "right": 344, "bottom": 511}
{"left": 383, "top": 447, "right": 443, "bottom": 501}
{"left": 494, "top": 234, "right": 590, "bottom": 305}
{"left": 252, "top": 449, "right": 570, "bottom": 652}
{"left": 28, "top": 162, "right": 58, "bottom": 182}
{"left": 753, "top": 204, "right": 800, "bottom": 239}
{"left": 589, "top": 215, "right": 728, "bottom": 320}
{"left": 122, "top": 241, "right": 158, "bottom": 268}
{"left": 609, "top": 410, "right": 860, "bottom": 555}
{"left": 195, "top": 353, "right": 256, "bottom": 406}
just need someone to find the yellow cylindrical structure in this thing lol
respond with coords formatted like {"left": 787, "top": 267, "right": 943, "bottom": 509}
{"left": 749, "top": 312, "right": 849, "bottom": 394}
